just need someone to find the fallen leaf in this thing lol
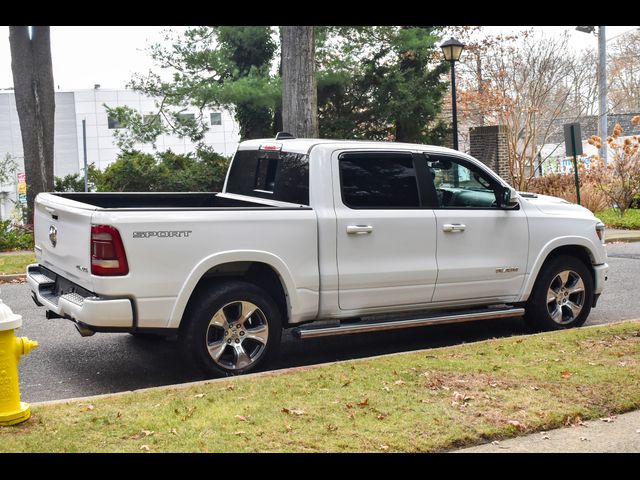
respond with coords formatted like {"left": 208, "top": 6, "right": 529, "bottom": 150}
{"left": 489, "top": 382, "right": 498, "bottom": 388}
{"left": 282, "top": 408, "right": 305, "bottom": 416}
{"left": 235, "top": 415, "right": 249, "bottom": 422}
{"left": 618, "top": 361, "right": 627, "bottom": 367}
{"left": 600, "top": 416, "right": 616, "bottom": 423}
{"left": 345, "top": 403, "right": 353, "bottom": 409}
{"left": 588, "top": 362, "right": 597, "bottom": 366}
{"left": 394, "top": 380, "right": 406, "bottom": 386}
{"left": 530, "top": 386, "right": 539, "bottom": 391}
{"left": 382, "top": 386, "right": 391, "bottom": 392}
{"left": 182, "top": 406, "right": 197, "bottom": 421}
{"left": 170, "top": 428, "right": 178, "bottom": 436}
{"left": 141, "top": 430, "right": 154, "bottom": 437}
{"left": 327, "top": 424, "right": 338, "bottom": 432}
{"left": 580, "top": 437, "right": 589, "bottom": 441}
{"left": 507, "top": 420, "right": 526, "bottom": 431}
{"left": 358, "top": 398, "right": 369, "bottom": 407}
{"left": 560, "top": 371, "right": 572, "bottom": 378}
{"left": 492, "top": 441, "right": 500, "bottom": 445}
{"left": 377, "top": 413, "right": 387, "bottom": 420}
{"left": 420, "top": 399, "right": 430, "bottom": 404}
{"left": 342, "top": 379, "right": 352, "bottom": 387}
{"left": 542, "top": 435, "right": 550, "bottom": 440}
{"left": 194, "top": 393, "right": 206, "bottom": 398}
{"left": 79, "top": 404, "right": 94, "bottom": 412}
{"left": 226, "top": 385, "right": 235, "bottom": 391}
{"left": 116, "top": 412, "right": 122, "bottom": 419}
{"left": 234, "top": 431, "right": 246, "bottom": 436}
{"left": 379, "top": 444, "right": 389, "bottom": 451}
{"left": 140, "top": 445, "right": 150, "bottom": 451}
{"left": 285, "top": 425, "right": 292, "bottom": 432}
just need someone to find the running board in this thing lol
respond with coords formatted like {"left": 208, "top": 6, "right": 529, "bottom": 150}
{"left": 292, "top": 307, "right": 525, "bottom": 340}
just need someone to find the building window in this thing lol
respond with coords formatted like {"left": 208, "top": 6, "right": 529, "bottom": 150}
{"left": 143, "top": 114, "right": 161, "bottom": 128}
{"left": 178, "top": 113, "right": 195, "bottom": 121}
{"left": 210, "top": 112, "right": 222, "bottom": 126}
{"left": 107, "top": 115, "right": 124, "bottom": 129}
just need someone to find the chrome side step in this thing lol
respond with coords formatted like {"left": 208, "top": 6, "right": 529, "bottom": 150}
{"left": 292, "top": 307, "right": 525, "bottom": 340}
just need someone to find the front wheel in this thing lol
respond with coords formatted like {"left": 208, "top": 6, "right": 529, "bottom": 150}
{"left": 524, "top": 255, "right": 594, "bottom": 332}
{"left": 181, "top": 281, "right": 282, "bottom": 377}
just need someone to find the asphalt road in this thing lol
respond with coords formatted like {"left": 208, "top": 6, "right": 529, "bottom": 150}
{"left": 4, "top": 241, "right": 640, "bottom": 403}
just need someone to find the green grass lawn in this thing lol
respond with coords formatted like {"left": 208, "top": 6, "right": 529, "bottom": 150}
{"left": 596, "top": 208, "right": 640, "bottom": 230}
{"left": 1, "top": 320, "right": 640, "bottom": 452}
{"left": 0, "top": 251, "right": 35, "bottom": 275}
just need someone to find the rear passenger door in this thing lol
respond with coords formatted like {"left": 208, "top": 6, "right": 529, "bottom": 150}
{"left": 334, "top": 151, "right": 438, "bottom": 311}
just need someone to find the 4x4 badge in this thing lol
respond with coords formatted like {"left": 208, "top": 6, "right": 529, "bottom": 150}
{"left": 49, "top": 225, "right": 57, "bottom": 247}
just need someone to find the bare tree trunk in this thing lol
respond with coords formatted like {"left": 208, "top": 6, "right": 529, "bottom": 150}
{"left": 281, "top": 26, "right": 318, "bottom": 138}
{"left": 9, "top": 26, "right": 55, "bottom": 224}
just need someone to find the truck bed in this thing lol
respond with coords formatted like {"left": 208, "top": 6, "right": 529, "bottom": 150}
{"left": 54, "top": 192, "right": 271, "bottom": 209}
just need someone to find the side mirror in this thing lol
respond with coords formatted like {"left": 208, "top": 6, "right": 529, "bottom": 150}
{"left": 498, "top": 186, "right": 519, "bottom": 209}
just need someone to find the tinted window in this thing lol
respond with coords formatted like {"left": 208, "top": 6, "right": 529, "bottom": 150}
{"left": 339, "top": 152, "right": 420, "bottom": 208}
{"left": 226, "top": 150, "right": 309, "bottom": 205}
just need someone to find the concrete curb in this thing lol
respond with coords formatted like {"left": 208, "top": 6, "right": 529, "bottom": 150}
{"left": 32, "top": 317, "right": 640, "bottom": 408}
{"left": 0, "top": 274, "right": 26, "bottom": 282}
{"left": 606, "top": 236, "right": 640, "bottom": 244}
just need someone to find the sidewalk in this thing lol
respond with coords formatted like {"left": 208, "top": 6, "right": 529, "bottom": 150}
{"left": 455, "top": 409, "right": 640, "bottom": 453}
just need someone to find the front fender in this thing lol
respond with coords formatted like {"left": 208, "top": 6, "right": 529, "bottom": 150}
{"left": 519, "top": 235, "right": 605, "bottom": 300}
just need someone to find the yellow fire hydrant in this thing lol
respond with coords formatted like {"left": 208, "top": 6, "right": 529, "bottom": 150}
{"left": 0, "top": 298, "right": 38, "bottom": 426}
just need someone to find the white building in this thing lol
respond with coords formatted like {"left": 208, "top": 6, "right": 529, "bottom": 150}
{"left": 0, "top": 87, "right": 241, "bottom": 220}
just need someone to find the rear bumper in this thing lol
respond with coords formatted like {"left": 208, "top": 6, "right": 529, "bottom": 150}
{"left": 26, "top": 264, "right": 134, "bottom": 329}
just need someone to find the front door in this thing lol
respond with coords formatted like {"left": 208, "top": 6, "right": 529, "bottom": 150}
{"left": 425, "top": 154, "right": 529, "bottom": 303}
{"left": 334, "top": 151, "right": 438, "bottom": 311}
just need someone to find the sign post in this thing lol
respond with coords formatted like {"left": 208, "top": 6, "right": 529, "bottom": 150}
{"left": 563, "top": 123, "right": 583, "bottom": 206}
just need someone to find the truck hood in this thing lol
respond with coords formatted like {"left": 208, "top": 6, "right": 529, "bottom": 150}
{"left": 518, "top": 192, "right": 596, "bottom": 218}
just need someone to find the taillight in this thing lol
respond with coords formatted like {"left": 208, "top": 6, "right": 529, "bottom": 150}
{"left": 91, "top": 225, "right": 129, "bottom": 276}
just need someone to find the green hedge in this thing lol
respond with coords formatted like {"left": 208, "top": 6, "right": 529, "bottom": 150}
{"left": 0, "top": 220, "right": 34, "bottom": 251}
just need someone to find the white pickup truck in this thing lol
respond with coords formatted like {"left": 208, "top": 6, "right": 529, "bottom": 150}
{"left": 27, "top": 136, "right": 609, "bottom": 376}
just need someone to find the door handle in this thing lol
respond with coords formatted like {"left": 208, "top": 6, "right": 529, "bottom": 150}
{"left": 442, "top": 223, "right": 466, "bottom": 233}
{"left": 347, "top": 225, "right": 373, "bottom": 235}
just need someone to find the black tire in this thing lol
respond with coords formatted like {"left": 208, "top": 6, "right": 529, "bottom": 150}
{"left": 180, "top": 280, "right": 282, "bottom": 377}
{"left": 524, "top": 255, "right": 594, "bottom": 332}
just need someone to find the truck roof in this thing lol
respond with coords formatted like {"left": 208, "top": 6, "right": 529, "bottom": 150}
{"left": 238, "top": 138, "right": 461, "bottom": 156}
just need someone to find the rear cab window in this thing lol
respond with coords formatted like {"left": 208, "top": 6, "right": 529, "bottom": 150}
{"left": 225, "top": 149, "right": 310, "bottom": 206}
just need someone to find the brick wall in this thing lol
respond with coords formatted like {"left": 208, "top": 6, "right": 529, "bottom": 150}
{"left": 469, "top": 125, "right": 510, "bottom": 179}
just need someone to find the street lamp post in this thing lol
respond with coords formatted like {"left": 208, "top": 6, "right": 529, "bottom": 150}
{"left": 440, "top": 38, "right": 465, "bottom": 150}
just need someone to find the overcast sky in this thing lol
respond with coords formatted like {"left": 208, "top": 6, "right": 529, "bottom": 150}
{"left": 0, "top": 26, "right": 637, "bottom": 91}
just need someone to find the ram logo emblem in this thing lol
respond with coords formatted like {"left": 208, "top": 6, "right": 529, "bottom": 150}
{"left": 49, "top": 225, "right": 57, "bottom": 248}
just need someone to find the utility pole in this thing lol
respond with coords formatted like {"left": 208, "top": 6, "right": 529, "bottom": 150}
{"left": 598, "top": 26, "right": 608, "bottom": 165}
{"left": 576, "top": 25, "right": 608, "bottom": 165}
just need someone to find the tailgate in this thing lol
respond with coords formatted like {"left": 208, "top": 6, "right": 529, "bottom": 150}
{"left": 34, "top": 193, "right": 96, "bottom": 291}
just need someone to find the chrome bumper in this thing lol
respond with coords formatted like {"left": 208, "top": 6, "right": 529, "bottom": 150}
{"left": 26, "top": 264, "right": 134, "bottom": 329}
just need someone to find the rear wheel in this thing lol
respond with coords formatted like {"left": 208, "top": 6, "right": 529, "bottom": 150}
{"left": 181, "top": 281, "right": 282, "bottom": 377}
{"left": 524, "top": 255, "right": 593, "bottom": 331}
